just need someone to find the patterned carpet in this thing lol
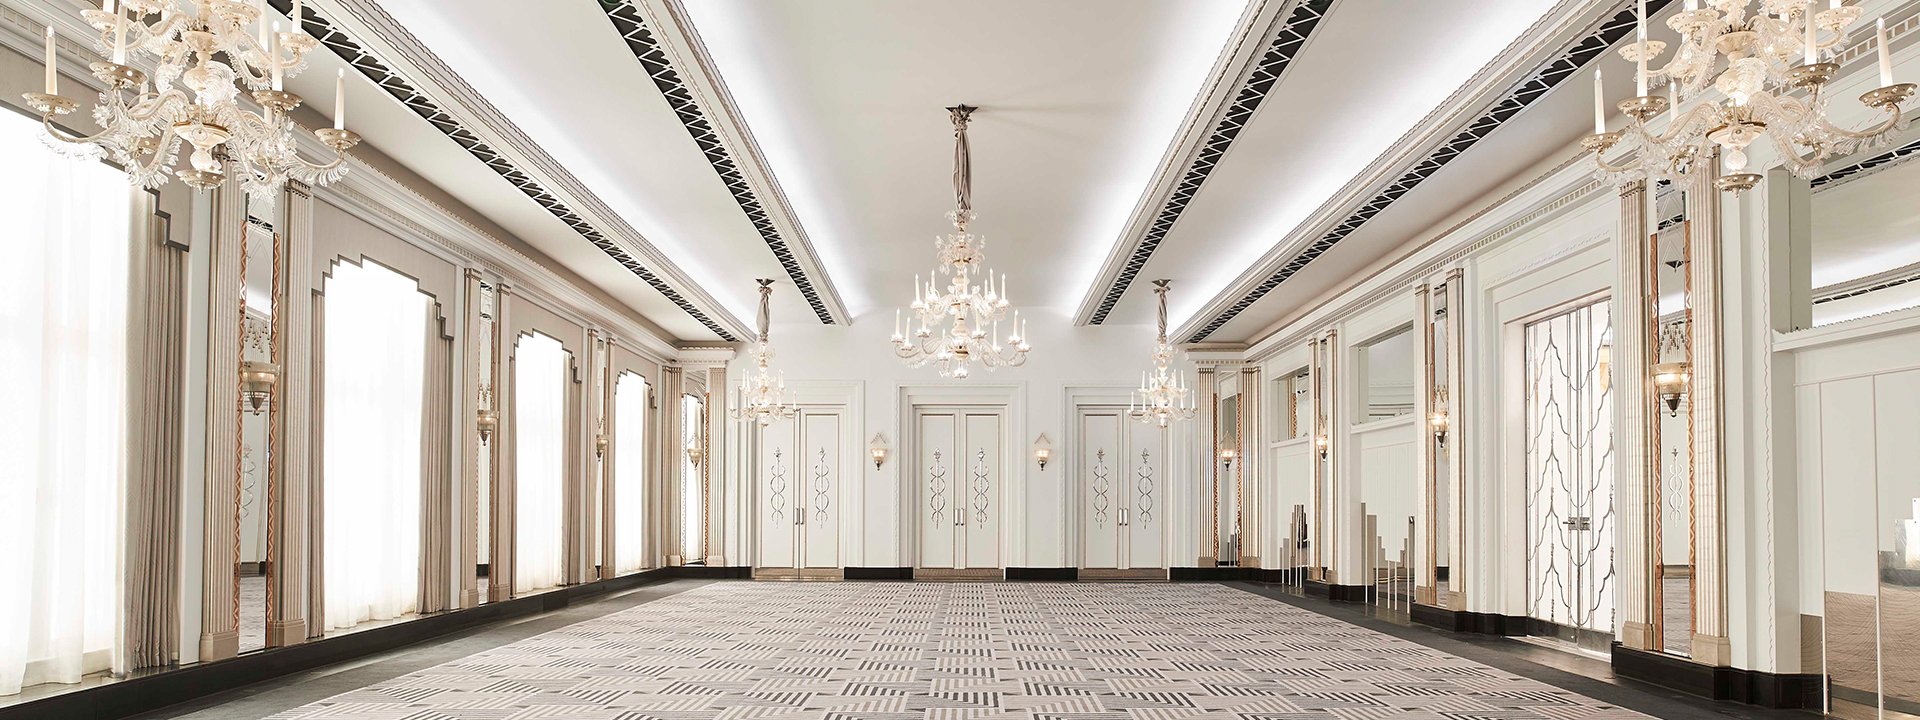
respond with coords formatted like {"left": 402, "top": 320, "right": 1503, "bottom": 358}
{"left": 266, "top": 582, "right": 1647, "bottom": 719}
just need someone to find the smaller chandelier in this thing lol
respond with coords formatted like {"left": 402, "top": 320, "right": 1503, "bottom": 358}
{"left": 1653, "top": 361, "right": 1691, "bottom": 416}
{"left": 239, "top": 359, "right": 278, "bottom": 415}
{"left": 730, "top": 279, "right": 797, "bottom": 426}
{"left": 1584, "top": 0, "right": 1914, "bottom": 194}
{"left": 25, "top": 0, "right": 360, "bottom": 205}
{"left": 1129, "top": 280, "right": 1196, "bottom": 428}
{"left": 891, "top": 105, "right": 1030, "bottom": 379}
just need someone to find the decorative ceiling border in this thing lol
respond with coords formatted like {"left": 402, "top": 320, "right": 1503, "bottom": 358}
{"left": 597, "top": 0, "right": 846, "bottom": 326}
{"left": 1080, "top": 0, "right": 1333, "bottom": 326}
{"left": 1813, "top": 135, "right": 1920, "bottom": 191}
{"left": 278, "top": 0, "right": 744, "bottom": 342}
{"left": 1184, "top": 0, "right": 1668, "bottom": 342}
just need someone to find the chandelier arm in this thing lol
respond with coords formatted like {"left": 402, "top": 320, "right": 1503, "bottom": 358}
{"left": 1592, "top": 148, "right": 1647, "bottom": 175}
{"left": 123, "top": 88, "right": 192, "bottom": 124}
{"left": 1817, "top": 103, "right": 1905, "bottom": 142}
{"left": 132, "top": 124, "right": 181, "bottom": 175}
{"left": 40, "top": 111, "right": 130, "bottom": 146}
{"left": 289, "top": 144, "right": 347, "bottom": 173}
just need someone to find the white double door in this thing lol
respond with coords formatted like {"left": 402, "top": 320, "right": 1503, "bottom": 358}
{"left": 916, "top": 408, "right": 1003, "bottom": 570}
{"left": 758, "top": 407, "right": 844, "bottom": 571}
{"left": 1078, "top": 409, "right": 1166, "bottom": 571}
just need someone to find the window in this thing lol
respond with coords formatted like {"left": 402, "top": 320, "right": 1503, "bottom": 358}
{"left": 514, "top": 332, "right": 569, "bottom": 593}
{"left": 613, "top": 373, "right": 650, "bottom": 575}
{"left": 321, "top": 259, "right": 431, "bottom": 631}
{"left": 0, "top": 110, "right": 130, "bottom": 694}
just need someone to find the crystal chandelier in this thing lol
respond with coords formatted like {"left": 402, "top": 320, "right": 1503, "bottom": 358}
{"left": 23, "top": 0, "right": 359, "bottom": 205}
{"left": 890, "top": 105, "right": 1030, "bottom": 379}
{"left": 729, "top": 279, "right": 797, "bottom": 426}
{"left": 1585, "top": 0, "right": 1913, "bottom": 194}
{"left": 1129, "top": 280, "right": 1196, "bottom": 428}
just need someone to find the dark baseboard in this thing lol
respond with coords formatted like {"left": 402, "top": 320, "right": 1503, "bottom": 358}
{"left": 1005, "top": 567, "right": 1079, "bottom": 581}
{"left": 1409, "top": 603, "right": 1528, "bottom": 635}
{"left": 842, "top": 566, "right": 913, "bottom": 580}
{"left": 1326, "top": 583, "right": 1370, "bottom": 603}
{"left": 1611, "top": 644, "right": 1822, "bottom": 709}
{"left": 668, "top": 565, "right": 750, "bottom": 579}
{"left": 0, "top": 568, "right": 674, "bottom": 720}
{"left": 1170, "top": 566, "right": 1250, "bottom": 582}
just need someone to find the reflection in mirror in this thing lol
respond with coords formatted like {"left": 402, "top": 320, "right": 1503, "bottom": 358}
{"left": 1879, "top": 375, "right": 1920, "bottom": 717}
{"left": 1652, "top": 181, "right": 1695, "bottom": 657}
{"left": 613, "top": 372, "right": 651, "bottom": 575}
{"left": 474, "top": 284, "right": 496, "bottom": 604}
{"left": 237, "top": 218, "right": 274, "bottom": 654}
{"left": 681, "top": 393, "right": 706, "bottom": 565}
{"left": 1812, "top": 154, "right": 1920, "bottom": 326}
{"left": 1357, "top": 328, "right": 1415, "bottom": 421}
{"left": 1274, "top": 368, "right": 1311, "bottom": 591}
{"left": 1429, "top": 292, "right": 1451, "bottom": 600}
{"left": 1217, "top": 392, "right": 1240, "bottom": 566}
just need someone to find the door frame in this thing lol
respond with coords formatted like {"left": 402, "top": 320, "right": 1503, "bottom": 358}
{"left": 747, "top": 380, "right": 861, "bottom": 578}
{"left": 1064, "top": 385, "right": 1179, "bottom": 579}
{"left": 897, "top": 383, "right": 1024, "bottom": 577}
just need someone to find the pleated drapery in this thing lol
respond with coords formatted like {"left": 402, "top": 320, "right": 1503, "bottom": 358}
{"left": 513, "top": 332, "right": 568, "bottom": 593}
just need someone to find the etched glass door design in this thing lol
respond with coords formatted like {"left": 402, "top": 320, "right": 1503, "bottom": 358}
{"left": 1078, "top": 408, "right": 1165, "bottom": 572}
{"left": 916, "top": 409, "right": 1003, "bottom": 570}
{"left": 1524, "top": 299, "right": 1616, "bottom": 638}
{"left": 757, "top": 408, "right": 843, "bottom": 572}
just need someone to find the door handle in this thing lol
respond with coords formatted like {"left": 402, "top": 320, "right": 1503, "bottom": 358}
{"left": 1119, "top": 508, "right": 1129, "bottom": 527}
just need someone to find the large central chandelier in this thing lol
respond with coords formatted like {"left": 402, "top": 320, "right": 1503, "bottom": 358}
{"left": 1129, "top": 280, "right": 1196, "bottom": 428}
{"left": 1585, "top": 0, "right": 1913, "bottom": 194}
{"left": 890, "top": 105, "right": 1030, "bottom": 379}
{"left": 729, "top": 279, "right": 797, "bottom": 426}
{"left": 24, "top": 0, "right": 359, "bottom": 205}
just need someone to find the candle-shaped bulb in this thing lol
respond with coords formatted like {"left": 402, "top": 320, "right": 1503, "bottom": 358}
{"left": 1804, "top": 3, "right": 1817, "bottom": 65}
{"left": 1878, "top": 18, "right": 1895, "bottom": 87}
{"left": 334, "top": 69, "right": 346, "bottom": 130}
{"left": 1635, "top": 0, "right": 1649, "bottom": 96}
{"left": 1593, "top": 69, "right": 1606, "bottom": 134}
{"left": 43, "top": 26, "right": 55, "bottom": 96}
{"left": 270, "top": 22, "right": 284, "bottom": 91}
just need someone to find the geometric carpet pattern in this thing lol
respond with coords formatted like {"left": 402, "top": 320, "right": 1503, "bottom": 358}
{"left": 265, "top": 582, "right": 1649, "bottom": 719}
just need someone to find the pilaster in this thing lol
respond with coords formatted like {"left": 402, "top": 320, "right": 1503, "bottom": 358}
{"left": 1687, "top": 156, "right": 1732, "bottom": 665}
{"left": 1615, "top": 180, "right": 1658, "bottom": 651}
{"left": 199, "top": 183, "right": 246, "bottom": 663}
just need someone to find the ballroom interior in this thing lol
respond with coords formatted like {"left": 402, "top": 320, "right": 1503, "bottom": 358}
{"left": 3, "top": 0, "right": 1919, "bottom": 718}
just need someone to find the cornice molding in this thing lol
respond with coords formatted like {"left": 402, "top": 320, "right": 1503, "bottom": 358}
{"left": 1076, "top": 0, "right": 1332, "bottom": 326}
{"left": 601, "top": 0, "right": 850, "bottom": 326}
{"left": 1182, "top": 0, "right": 1653, "bottom": 342}
{"left": 294, "top": 0, "right": 751, "bottom": 342}
{"left": 675, "top": 346, "right": 737, "bottom": 370}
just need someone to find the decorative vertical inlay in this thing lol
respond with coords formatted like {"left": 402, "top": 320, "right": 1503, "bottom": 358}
{"left": 971, "top": 450, "right": 991, "bottom": 524}
{"left": 1444, "top": 268, "right": 1467, "bottom": 609}
{"left": 811, "top": 448, "right": 831, "bottom": 522}
{"left": 1414, "top": 282, "right": 1435, "bottom": 603}
{"left": 1135, "top": 449, "right": 1155, "bottom": 524}
{"left": 768, "top": 448, "right": 787, "bottom": 523}
{"left": 1092, "top": 449, "right": 1111, "bottom": 527}
{"left": 928, "top": 450, "right": 947, "bottom": 525}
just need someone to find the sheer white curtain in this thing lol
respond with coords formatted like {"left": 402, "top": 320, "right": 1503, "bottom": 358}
{"left": 322, "top": 260, "right": 429, "bottom": 631}
{"left": 0, "top": 112, "right": 129, "bottom": 695}
{"left": 613, "top": 373, "right": 649, "bottom": 575}
{"left": 514, "top": 332, "right": 567, "bottom": 592}
{"left": 680, "top": 394, "right": 704, "bottom": 562}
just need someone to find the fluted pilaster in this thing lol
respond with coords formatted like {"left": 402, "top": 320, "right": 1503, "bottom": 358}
{"left": 200, "top": 184, "right": 247, "bottom": 662}
{"left": 1615, "top": 180, "right": 1658, "bottom": 650}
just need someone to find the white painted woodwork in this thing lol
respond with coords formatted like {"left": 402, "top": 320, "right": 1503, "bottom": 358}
{"left": 756, "top": 407, "right": 847, "bottom": 572}
{"left": 1075, "top": 407, "right": 1168, "bottom": 571}
{"left": 915, "top": 408, "right": 1005, "bottom": 570}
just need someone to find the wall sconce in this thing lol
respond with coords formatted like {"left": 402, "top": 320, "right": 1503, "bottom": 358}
{"left": 1033, "top": 433, "right": 1053, "bottom": 471}
{"left": 1428, "top": 410, "right": 1451, "bottom": 444}
{"left": 685, "top": 440, "right": 704, "bottom": 468}
{"left": 594, "top": 420, "right": 609, "bottom": 459}
{"left": 1219, "top": 447, "right": 1237, "bottom": 470}
{"left": 1652, "top": 361, "right": 1691, "bottom": 416}
{"left": 1314, "top": 434, "right": 1330, "bottom": 459}
{"left": 239, "top": 360, "right": 280, "bottom": 415}
{"left": 476, "top": 385, "right": 498, "bottom": 442}
{"left": 869, "top": 433, "right": 890, "bottom": 469}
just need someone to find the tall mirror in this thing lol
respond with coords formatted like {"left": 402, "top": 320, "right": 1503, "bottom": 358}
{"left": 1356, "top": 325, "right": 1415, "bottom": 613}
{"left": 237, "top": 215, "right": 276, "bottom": 654}
{"left": 1273, "top": 367, "right": 1312, "bottom": 590}
{"left": 1426, "top": 287, "right": 1452, "bottom": 606}
{"left": 1216, "top": 383, "right": 1241, "bottom": 566}
{"left": 1651, "top": 180, "right": 1694, "bottom": 657}
{"left": 475, "top": 283, "right": 497, "bottom": 603}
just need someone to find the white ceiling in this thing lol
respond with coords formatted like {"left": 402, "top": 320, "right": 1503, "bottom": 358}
{"left": 678, "top": 0, "right": 1249, "bottom": 321}
{"left": 302, "top": 0, "right": 1905, "bottom": 347}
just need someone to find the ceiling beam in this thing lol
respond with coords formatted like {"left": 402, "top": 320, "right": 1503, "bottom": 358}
{"left": 1175, "top": 0, "right": 1655, "bottom": 343}
{"left": 295, "top": 0, "right": 755, "bottom": 342}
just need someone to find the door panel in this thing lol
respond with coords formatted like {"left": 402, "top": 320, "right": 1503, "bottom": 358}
{"left": 801, "top": 411, "right": 841, "bottom": 569}
{"left": 1126, "top": 419, "right": 1165, "bottom": 568}
{"left": 758, "top": 419, "right": 798, "bottom": 570}
{"left": 1081, "top": 411, "right": 1121, "bottom": 569}
{"left": 962, "top": 412, "right": 1002, "bottom": 569}
{"left": 918, "top": 412, "right": 958, "bottom": 569}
